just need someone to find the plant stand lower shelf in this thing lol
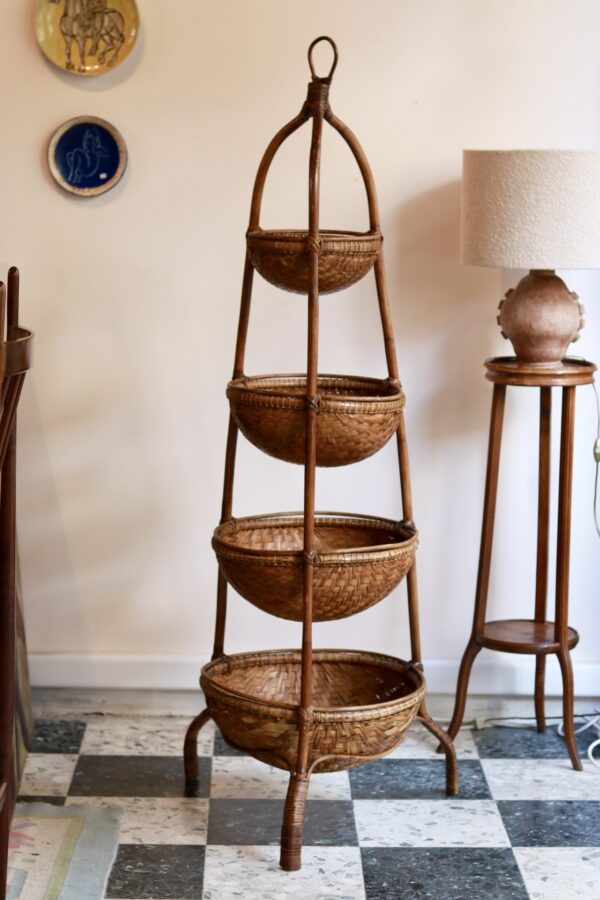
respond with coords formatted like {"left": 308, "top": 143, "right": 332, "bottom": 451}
{"left": 184, "top": 37, "right": 458, "bottom": 871}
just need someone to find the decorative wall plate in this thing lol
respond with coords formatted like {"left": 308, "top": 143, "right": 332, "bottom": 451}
{"left": 34, "top": 0, "right": 139, "bottom": 76}
{"left": 48, "top": 116, "right": 127, "bottom": 196}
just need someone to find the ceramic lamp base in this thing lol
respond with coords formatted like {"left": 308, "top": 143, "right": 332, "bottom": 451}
{"left": 498, "top": 270, "right": 584, "bottom": 366}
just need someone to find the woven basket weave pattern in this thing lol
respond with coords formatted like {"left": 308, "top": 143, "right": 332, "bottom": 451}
{"left": 212, "top": 513, "right": 418, "bottom": 621}
{"left": 247, "top": 229, "right": 382, "bottom": 294}
{"left": 227, "top": 374, "right": 404, "bottom": 467}
{"left": 202, "top": 649, "right": 425, "bottom": 772}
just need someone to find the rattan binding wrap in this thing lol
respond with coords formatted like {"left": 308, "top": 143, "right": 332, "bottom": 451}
{"left": 247, "top": 229, "right": 382, "bottom": 294}
{"left": 212, "top": 512, "right": 418, "bottom": 621}
{"left": 202, "top": 649, "right": 425, "bottom": 772}
{"left": 227, "top": 374, "right": 404, "bottom": 467}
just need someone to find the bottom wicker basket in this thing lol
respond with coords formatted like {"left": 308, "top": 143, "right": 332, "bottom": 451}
{"left": 201, "top": 649, "right": 425, "bottom": 773}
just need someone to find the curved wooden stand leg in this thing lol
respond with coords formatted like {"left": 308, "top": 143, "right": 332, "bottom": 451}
{"left": 183, "top": 708, "right": 212, "bottom": 792}
{"left": 439, "top": 638, "right": 481, "bottom": 748}
{"left": 557, "top": 648, "right": 582, "bottom": 771}
{"left": 280, "top": 773, "right": 310, "bottom": 871}
{"left": 418, "top": 702, "right": 458, "bottom": 795}
{"left": 534, "top": 655, "right": 546, "bottom": 733}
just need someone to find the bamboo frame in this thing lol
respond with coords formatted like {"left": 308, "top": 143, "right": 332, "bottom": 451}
{"left": 184, "top": 36, "right": 458, "bottom": 871}
{"left": 0, "top": 268, "right": 33, "bottom": 900}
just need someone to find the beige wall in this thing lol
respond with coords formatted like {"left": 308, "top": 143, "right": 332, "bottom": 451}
{"left": 3, "top": 0, "right": 600, "bottom": 692}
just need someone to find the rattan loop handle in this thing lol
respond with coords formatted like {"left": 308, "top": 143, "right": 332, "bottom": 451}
{"left": 308, "top": 36, "right": 338, "bottom": 83}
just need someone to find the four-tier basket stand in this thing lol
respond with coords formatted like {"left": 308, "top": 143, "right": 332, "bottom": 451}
{"left": 184, "top": 36, "right": 458, "bottom": 871}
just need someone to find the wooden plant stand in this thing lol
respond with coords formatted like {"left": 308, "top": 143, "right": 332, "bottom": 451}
{"left": 184, "top": 37, "right": 458, "bottom": 870}
{"left": 0, "top": 268, "right": 34, "bottom": 899}
{"left": 444, "top": 356, "right": 596, "bottom": 770}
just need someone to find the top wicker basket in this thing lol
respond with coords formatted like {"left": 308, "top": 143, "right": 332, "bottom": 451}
{"left": 247, "top": 229, "right": 382, "bottom": 294}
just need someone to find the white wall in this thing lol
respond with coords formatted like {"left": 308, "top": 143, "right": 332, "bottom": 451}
{"left": 3, "top": 0, "right": 599, "bottom": 694}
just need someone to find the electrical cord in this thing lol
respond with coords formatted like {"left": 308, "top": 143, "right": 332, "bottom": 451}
{"left": 593, "top": 381, "right": 600, "bottom": 538}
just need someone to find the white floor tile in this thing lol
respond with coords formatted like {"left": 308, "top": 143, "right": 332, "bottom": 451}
{"left": 210, "top": 757, "right": 351, "bottom": 800}
{"left": 66, "top": 796, "right": 208, "bottom": 844}
{"left": 354, "top": 799, "right": 510, "bottom": 847}
{"left": 80, "top": 716, "right": 215, "bottom": 756}
{"left": 19, "top": 754, "right": 78, "bottom": 796}
{"left": 202, "top": 845, "right": 365, "bottom": 899}
{"left": 482, "top": 759, "right": 600, "bottom": 800}
{"left": 514, "top": 847, "right": 600, "bottom": 899}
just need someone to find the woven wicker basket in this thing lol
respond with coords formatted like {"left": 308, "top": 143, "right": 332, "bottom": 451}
{"left": 227, "top": 374, "right": 404, "bottom": 467}
{"left": 247, "top": 229, "right": 382, "bottom": 294}
{"left": 202, "top": 648, "right": 425, "bottom": 772}
{"left": 212, "top": 512, "right": 417, "bottom": 621}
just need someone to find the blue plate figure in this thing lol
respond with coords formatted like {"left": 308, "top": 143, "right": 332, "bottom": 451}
{"left": 48, "top": 115, "right": 127, "bottom": 196}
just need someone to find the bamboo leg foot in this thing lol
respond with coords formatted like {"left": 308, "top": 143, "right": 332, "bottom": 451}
{"left": 183, "top": 708, "right": 211, "bottom": 793}
{"left": 280, "top": 773, "right": 310, "bottom": 871}
{"left": 437, "top": 638, "right": 481, "bottom": 752}
{"left": 557, "top": 648, "right": 582, "bottom": 771}
{"left": 418, "top": 705, "right": 459, "bottom": 795}
{"left": 534, "top": 655, "right": 546, "bottom": 733}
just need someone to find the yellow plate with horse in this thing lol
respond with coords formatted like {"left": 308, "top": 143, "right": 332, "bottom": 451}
{"left": 34, "top": 0, "right": 139, "bottom": 76}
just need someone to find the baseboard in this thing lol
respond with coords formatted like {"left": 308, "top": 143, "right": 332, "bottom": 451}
{"left": 28, "top": 652, "right": 600, "bottom": 697}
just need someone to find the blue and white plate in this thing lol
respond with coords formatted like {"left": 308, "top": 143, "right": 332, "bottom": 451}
{"left": 48, "top": 116, "right": 127, "bottom": 196}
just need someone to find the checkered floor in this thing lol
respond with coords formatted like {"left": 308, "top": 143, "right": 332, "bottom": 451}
{"left": 17, "top": 709, "right": 600, "bottom": 899}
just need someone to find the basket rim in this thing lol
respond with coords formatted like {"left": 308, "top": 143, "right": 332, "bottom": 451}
{"left": 212, "top": 511, "right": 418, "bottom": 565}
{"left": 227, "top": 373, "right": 405, "bottom": 412}
{"left": 201, "top": 648, "right": 425, "bottom": 721}
{"left": 247, "top": 228, "right": 382, "bottom": 244}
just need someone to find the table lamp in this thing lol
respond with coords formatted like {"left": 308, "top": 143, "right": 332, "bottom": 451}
{"left": 443, "top": 149, "right": 599, "bottom": 770}
{"left": 462, "top": 149, "right": 600, "bottom": 364}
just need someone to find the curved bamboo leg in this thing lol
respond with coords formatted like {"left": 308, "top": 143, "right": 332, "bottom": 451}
{"left": 556, "top": 647, "right": 581, "bottom": 771}
{"left": 280, "top": 773, "right": 310, "bottom": 871}
{"left": 555, "top": 387, "right": 581, "bottom": 770}
{"left": 442, "top": 638, "right": 482, "bottom": 744}
{"left": 183, "top": 708, "right": 211, "bottom": 793}
{"left": 418, "top": 700, "right": 458, "bottom": 795}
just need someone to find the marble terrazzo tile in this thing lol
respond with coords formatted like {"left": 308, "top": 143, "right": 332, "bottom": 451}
{"left": 482, "top": 758, "right": 600, "bottom": 800}
{"left": 81, "top": 716, "right": 215, "bottom": 756}
{"left": 211, "top": 757, "right": 351, "bottom": 800}
{"left": 349, "top": 759, "right": 491, "bottom": 799}
{"left": 361, "top": 847, "right": 528, "bottom": 899}
{"left": 69, "top": 755, "right": 211, "bottom": 797}
{"left": 473, "top": 724, "right": 588, "bottom": 758}
{"left": 19, "top": 753, "right": 77, "bottom": 796}
{"left": 202, "top": 845, "right": 366, "bottom": 899}
{"left": 354, "top": 799, "right": 510, "bottom": 848}
{"left": 386, "top": 724, "right": 478, "bottom": 759}
{"left": 106, "top": 844, "right": 205, "bottom": 899}
{"left": 499, "top": 801, "right": 600, "bottom": 847}
{"left": 514, "top": 847, "right": 600, "bottom": 899}
{"left": 207, "top": 799, "right": 357, "bottom": 846}
{"left": 66, "top": 796, "right": 208, "bottom": 844}
{"left": 31, "top": 719, "right": 86, "bottom": 754}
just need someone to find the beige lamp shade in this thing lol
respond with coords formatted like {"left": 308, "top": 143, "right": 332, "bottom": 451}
{"left": 461, "top": 149, "right": 600, "bottom": 269}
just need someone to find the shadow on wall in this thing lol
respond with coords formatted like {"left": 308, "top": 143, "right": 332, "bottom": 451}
{"left": 389, "top": 179, "right": 501, "bottom": 440}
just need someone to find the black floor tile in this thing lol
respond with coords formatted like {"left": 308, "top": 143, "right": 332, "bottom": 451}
{"left": 31, "top": 719, "right": 86, "bottom": 754}
{"left": 106, "top": 844, "right": 205, "bottom": 899}
{"left": 498, "top": 800, "right": 600, "bottom": 846}
{"left": 16, "top": 796, "right": 67, "bottom": 806}
{"left": 361, "top": 847, "right": 528, "bottom": 899}
{"left": 350, "top": 759, "right": 491, "bottom": 800}
{"left": 473, "top": 725, "right": 589, "bottom": 758}
{"left": 68, "top": 755, "right": 211, "bottom": 797}
{"left": 213, "top": 730, "right": 247, "bottom": 757}
{"left": 207, "top": 799, "right": 357, "bottom": 846}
